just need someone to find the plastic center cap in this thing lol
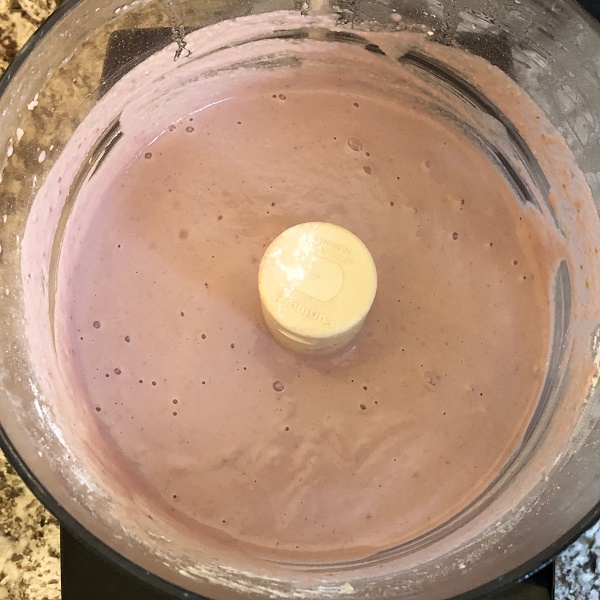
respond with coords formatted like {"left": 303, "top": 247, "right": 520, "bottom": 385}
{"left": 258, "top": 222, "right": 378, "bottom": 355}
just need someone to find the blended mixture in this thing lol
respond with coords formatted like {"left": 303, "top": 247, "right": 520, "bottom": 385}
{"left": 34, "top": 24, "right": 569, "bottom": 564}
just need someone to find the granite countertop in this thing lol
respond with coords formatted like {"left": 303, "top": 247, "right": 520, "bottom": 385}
{"left": 0, "top": 9, "right": 62, "bottom": 600}
{"left": 0, "top": 454, "right": 60, "bottom": 600}
{"left": 0, "top": 1, "right": 599, "bottom": 599}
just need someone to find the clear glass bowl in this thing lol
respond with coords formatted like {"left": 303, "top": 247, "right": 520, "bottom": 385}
{"left": 1, "top": 1, "right": 599, "bottom": 599}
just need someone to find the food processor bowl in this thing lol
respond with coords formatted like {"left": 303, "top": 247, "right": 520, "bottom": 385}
{"left": 1, "top": 1, "right": 600, "bottom": 599}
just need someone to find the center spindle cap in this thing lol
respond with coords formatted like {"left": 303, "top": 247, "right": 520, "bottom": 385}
{"left": 258, "top": 222, "right": 377, "bottom": 355}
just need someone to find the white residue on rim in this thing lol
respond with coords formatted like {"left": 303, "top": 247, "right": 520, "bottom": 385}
{"left": 457, "top": 10, "right": 502, "bottom": 35}
{"left": 173, "top": 561, "right": 359, "bottom": 599}
{"left": 29, "top": 378, "right": 109, "bottom": 501}
{"left": 27, "top": 94, "right": 39, "bottom": 110}
{"left": 7, "top": 139, "right": 14, "bottom": 157}
{"left": 38, "top": 150, "right": 47, "bottom": 164}
{"left": 33, "top": 399, "right": 68, "bottom": 451}
{"left": 113, "top": 0, "right": 144, "bottom": 15}
{"left": 16, "top": 127, "right": 24, "bottom": 141}
{"left": 147, "top": 531, "right": 174, "bottom": 544}
{"left": 28, "top": 377, "right": 40, "bottom": 398}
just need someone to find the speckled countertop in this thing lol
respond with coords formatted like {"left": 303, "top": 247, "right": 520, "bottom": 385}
{"left": 0, "top": 454, "right": 60, "bottom": 600}
{"left": 0, "top": 11, "right": 62, "bottom": 600}
{"left": 0, "top": 1, "right": 599, "bottom": 599}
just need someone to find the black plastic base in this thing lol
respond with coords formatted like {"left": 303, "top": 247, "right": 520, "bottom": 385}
{"left": 60, "top": 526, "right": 183, "bottom": 600}
{"left": 60, "top": 526, "right": 554, "bottom": 600}
{"left": 580, "top": 0, "right": 600, "bottom": 20}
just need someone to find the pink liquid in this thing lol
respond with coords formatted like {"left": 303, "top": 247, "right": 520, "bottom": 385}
{"left": 53, "top": 67, "right": 560, "bottom": 562}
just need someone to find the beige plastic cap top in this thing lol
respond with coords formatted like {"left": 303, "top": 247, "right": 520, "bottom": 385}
{"left": 259, "top": 222, "right": 377, "bottom": 355}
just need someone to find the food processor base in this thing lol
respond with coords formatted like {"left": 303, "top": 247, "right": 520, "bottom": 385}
{"left": 60, "top": 526, "right": 190, "bottom": 600}
{"left": 60, "top": 525, "right": 554, "bottom": 600}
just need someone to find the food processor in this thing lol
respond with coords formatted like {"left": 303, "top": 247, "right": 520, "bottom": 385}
{"left": 1, "top": 1, "right": 599, "bottom": 599}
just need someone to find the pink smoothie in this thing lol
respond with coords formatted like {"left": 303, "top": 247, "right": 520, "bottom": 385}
{"left": 50, "top": 58, "right": 563, "bottom": 564}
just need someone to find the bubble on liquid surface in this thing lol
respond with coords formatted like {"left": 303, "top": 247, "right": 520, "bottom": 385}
{"left": 273, "top": 380, "right": 285, "bottom": 392}
{"left": 93, "top": 321, "right": 101, "bottom": 329}
{"left": 424, "top": 371, "right": 441, "bottom": 388}
{"left": 347, "top": 137, "right": 363, "bottom": 152}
